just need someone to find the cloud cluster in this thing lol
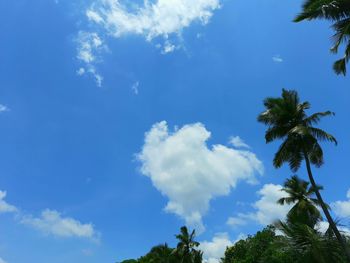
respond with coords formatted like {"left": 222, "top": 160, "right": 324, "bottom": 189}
{"left": 86, "top": 0, "right": 220, "bottom": 43}
{"left": 77, "top": 0, "right": 221, "bottom": 85}
{"left": 76, "top": 31, "right": 104, "bottom": 87}
{"left": 21, "top": 209, "right": 99, "bottom": 241}
{"left": 227, "top": 184, "right": 292, "bottom": 227}
{"left": 138, "top": 121, "right": 263, "bottom": 232}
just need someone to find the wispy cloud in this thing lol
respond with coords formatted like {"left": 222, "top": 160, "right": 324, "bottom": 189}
{"left": 21, "top": 209, "right": 99, "bottom": 241}
{"left": 138, "top": 121, "right": 263, "bottom": 233}
{"left": 76, "top": 31, "right": 105, "bottom": 87}
{"left": 131, "top": 81, "right": 139, "bottom": 95}
{"left": 272, "top": 55, "right": 283, "bottom": 63}
{"left": 0, "top": 104, "right": 9, "bottom": 113}
{"left": 229, "top": 136, "right": 250, "bottom": 149}
{"left": 0, "top": 191, "right": 17, "bottom": 214}
{"left": 227, "top": 184, "right": 292, "bottom": 227}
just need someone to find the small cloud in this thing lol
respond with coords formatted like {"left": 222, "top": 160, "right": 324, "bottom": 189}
{"left": 229, "top": 136, "right": 250, "bottom": 149}
{"left": 131, "top": 81, "right": 139, "bottom": 95}
{"left": 0, "top": 191, "right": 17, "bottom": 214}
{"left": 76, "top": 31, "right": 105, "bottom": 87}
{"left": 331, "top": 188, "right": 350, "bottom": 218}
{"left": 76, "top": 68, "right": 86, "bottom": 76}
{"left": 0, "top": 104, "right": 9, "bottom": 113}
{"left": 21, "top": 209, "right": 99, "bottom": 241}
{"left": 272, "top": 55, "right": 283, "bottom": 63}
{"left": 81, "top": 248, "right": 94, "bottom": 256}
{"left": 200, "top": 233, "right": 245, "bottom": 263}
{"left": 162, "top": 41, "right": 177, "bottom": 54}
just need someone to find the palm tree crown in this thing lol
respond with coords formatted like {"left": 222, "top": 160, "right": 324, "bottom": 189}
{"left": 278, "top": 175, "right": 323, "bottom": 227}
{"left": 257, "top": 89, "right": 337, "bottom": 172}
{"left": 174, "top": 226, "right": 201, "bottom": 263}
{"left": 294, "top": 0, "right": 350, "bottom": 75}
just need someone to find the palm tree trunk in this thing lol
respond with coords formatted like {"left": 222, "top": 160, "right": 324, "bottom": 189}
{"left": 303, "top": 152, "right": 350, "bottom": 262}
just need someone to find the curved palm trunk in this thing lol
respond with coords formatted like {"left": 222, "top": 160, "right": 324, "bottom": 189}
{"left": 304, "top": 152, "right": 350, "bottom": 262}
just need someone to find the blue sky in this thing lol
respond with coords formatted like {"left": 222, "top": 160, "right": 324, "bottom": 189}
{"left": 0, "top": 0, "right": 350, "bottom": 262}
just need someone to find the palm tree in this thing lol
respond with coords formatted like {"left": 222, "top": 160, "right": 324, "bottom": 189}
{"left": 257, "top": 89, "right": 350, "bottom": 260}
{"left": 294, "top": 0, "right": 350, "bottom": 75}
{"left": 174, "top": 226, "right": 201, "bottom": 263}
{"left": 278, "top": 175, "right": 323, "bottom": 228}
{"left": 277, "top": 221, "right": 346, "bottom": 262}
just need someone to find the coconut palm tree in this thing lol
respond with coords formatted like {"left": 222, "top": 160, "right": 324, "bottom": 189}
{"left": 278, "top": 175, "right": 324, "bottom": 228}
{"left": 277, "top": 221, "right": 346, "bottom": 262}
{"left": 257, "top": 89, "right": 350, "bottom": 260}
{"left": 294, "top": 0, "right": 350, "bottom": 75}
{"left": 174, "top": 226, "right": 201, "bottom": 263}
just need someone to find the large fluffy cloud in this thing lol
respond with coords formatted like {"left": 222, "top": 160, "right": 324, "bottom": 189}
{"left": 227, "top": 184, "right": 292, "bottom": 227}
{"left": 138, "top": 121, "right": 263, "bottom": 232}
{"left": 21, "top": 209, "right": 99, "bottom": 241}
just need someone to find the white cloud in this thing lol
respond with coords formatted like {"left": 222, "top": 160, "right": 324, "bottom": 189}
{"left": 200, "top": 233, "right": 245, "bottom": 263}
{"left": 253, "top": 184, "right": 292, "bottom": 225}
{"left": 226, "top": 213, "right": 250, "bottom": 227}
{"left": 131, "top": 81, "right": 139, "bottom": 95}
{"left": 0, "top": 104, "right": 9, "bottom": 113}
{"left": 332, "top": 188, "right": 350, "bottom": 218}
{"left": 316, "top": 221, "right": 350, "bottom": 236}
{"left": 86, "top": 0, "right": 221, "bottom": 50}
{"left": 272, "top": 55, "right": 283, "bottom": 63}
{"left": 229, "top": 136, "right": 250, "bottom": 149}
{"left": 227, "top": 184, "right": 292, "bottom": 227}
{"left": 137, "top": 121, "right": 263, "bottom": 232}
{"left": 0, "top": 257, "right": 7, "bottom": 263}
{"left": 0, "top": 191, "right": 17, "bottom": 214}
{"left": 76, "top": 31, "right": 105, "bottom": 87}
{"left": 77, "top": 68, "right": 86, "bottom": 76}
{"left": 21, "top": 209, "right": 99, "bottom": 241}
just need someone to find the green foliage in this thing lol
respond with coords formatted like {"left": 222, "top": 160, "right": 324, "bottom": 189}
{"left": 294, "top": 0, "right": 350, "bottom": 75}
{"left": 222, "top": 226, "right": 295, "bottom": 263}
{"left": 277, "top": 221, "right": 347, "bottom": 263}
{"left": 121, "top": 227, "right": 203, "bottom": 263}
